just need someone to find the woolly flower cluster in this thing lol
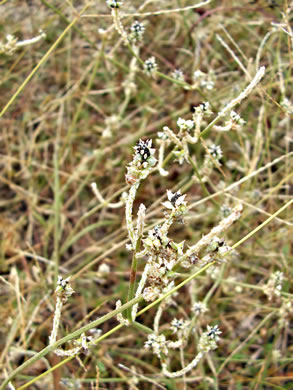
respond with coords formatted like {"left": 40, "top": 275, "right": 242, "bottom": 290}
{"left": 144, "top": 324, "right": 221, "bottom": 377}
{"left": 0, "top": 34, "right": 18, "bottom": 55}
{"left": 213, "top": 110, "right": 246, "bottom": 132}
{"left": 144, "top": 57, "right": 158, "bottom": 77}
{"left": 193, "top": 301, "right": 209, "bottom": 317}
{"left": 161, "top": 106, "right": 213, "bottom": 165}
{"left": 129, "top": 20, "right": 145, "bottom": 43}
{"left": 198, "top": 325, "right": 221, "bottom": 353}
{"left": 208, "top": 144, "right": 223, "bottom": 161}
{"left": 170, "top": 318, "right": 190, "bottom": 335}
{"left": 0, "top": 31, "right": 46, "bottom": 56}
{"left": 139, "top": 190, "right": 187, "bottom": 302}
{"left": 50, "top": 276, "right": 100, "bottom": 357}
{"left": 56, "top": 275, "right": 75, "bottom": 301}
{"left": 49, "top": 276, "right": 75, "bottom": 346}
{"left": 263, "top": 271, "right": 284, "bottom": 301}
{"left": 162, "top": 190, "right": 188, "bottom": 218}
{"left": 278, "top": 298, "right": 293, "bottom": 328}
{"left": 172, "top": 69, "right": 185, "bottom": 82}
{"left": 193, "top": 70, "right": 215, "bottom": 90}
{"left": 125, "top": 139, "right": 157, "bottom": 185}
{"left": 145, "top": 334, "right": 169, "bottom": 357}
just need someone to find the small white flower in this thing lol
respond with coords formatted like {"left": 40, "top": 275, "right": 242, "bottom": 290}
{"left": 129, "top": 21, "right": 145, "bottom": 43}
{"left": 144, "top": 57, "right": 158, "bottom": 76}
{"left": 126, "top": 243, "right": 134, "bottom": 251}
{"left": 145, "top": 333, "right": 168, "bottom": 357}
{"left": 126, "top": 139, "right": 157, "bottom": 184}
{"left": 56, "top": 276, "right": 74, "bottom": 298}
{"left": 230, "top": 111, "right": 246, "bottom": 126}
{"left": 106, "top": 0, "right": 122, "bottom": 8}
{"left": 193, "top": 70, "right": 206, "bottom": 81}
{"left": 98, "top": 263, "right": 110, "bottom": 274}
{"left": 208, "top": 144, "right": 223, "bottom": 160}
{"left": 193, "top": 71, "right": 214, "bottom": 90}
{"left": 200, "top": 79, "right": 214, "bottom": 90}
{"left": 193, "top": 102, "right": 213, "bottom": 117}
{"left": 172, "top": 149, "right": 187, "bottom": 165}
{"left": 177, "top": 117, "right": 194, "bottom": 131}
{"left": 134, "top": 139, "right": 155, "bottom": 163}
{"left": 170, "top": 318, "right": 189, "bottom": 334}
{"left": 143, "top": 286, "right": 160, "bottom": 302}
{"left": 162, "top": 190, "right": 187, "bottom": 210}
{"left": 206, "top": 324, "right": 222, "bottom": 341}
{"left": 278, "top": 298, "right": 293, "bottom": 328}
{"left": 198, "top": 325, "right": 221, "bottom": 353}
{"left": 158, "top": 131, "right": 168, "bottom": 141}
{"left": 193, "top": 301, "right": 208, "bottom": 317}
{"left": 172, "top": 69, "right": 185, "bottom": 82}
{"left": 263, "top": 271, "right": 284, "bottom": 301}
{"left": 144, "top": 225, "right": 164, "bottom": 250}
{"left": 221, "top": 205, "right": 232, "bottom": 218}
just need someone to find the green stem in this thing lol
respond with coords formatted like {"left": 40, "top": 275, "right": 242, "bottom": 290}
{"left": 131, "top": 321, "right": 153, "bottom": 334}
{"left": 127, "top": 236, "right": 142, "bottom": 321}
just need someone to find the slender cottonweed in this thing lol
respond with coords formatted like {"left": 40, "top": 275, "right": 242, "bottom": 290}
{"left": 49, "top": 276, "right": 74, "bottom": 346}
{"left": 4, "top": 1, "right": 293, "bottom": 388}
{"left": 49, "top": 277, "right": 93, "bottom": 357}
{"left": 122, "top": 127, "right": 243, "bottom": 376}
{"left": 116, "top": 63, "right": 267, "bottom": 378}
{"left": 47, "top": 58, "right": 265, "bottom": 377}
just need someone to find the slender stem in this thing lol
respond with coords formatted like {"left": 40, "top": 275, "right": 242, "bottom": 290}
{"left": 131, "top": 321, "right": 153, "bottom": 334}
{"left": 53, "top": 144, "right": 60, "bottom": 285}
{"left": 127, "top": 236, "right": 142, "bottom": 321}
{"left": 231, "top": 198, "right": 293, "bottom": 252}
{"left": 125, "top": 183, "right": 139, "bottom": 245}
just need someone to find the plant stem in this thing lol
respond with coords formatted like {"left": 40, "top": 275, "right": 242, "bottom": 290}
{"left": 127, "top": 235, "right": 142, "bottom": 321}
{"left": 53, "top": 144, "right": 60, "bottom": 285}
